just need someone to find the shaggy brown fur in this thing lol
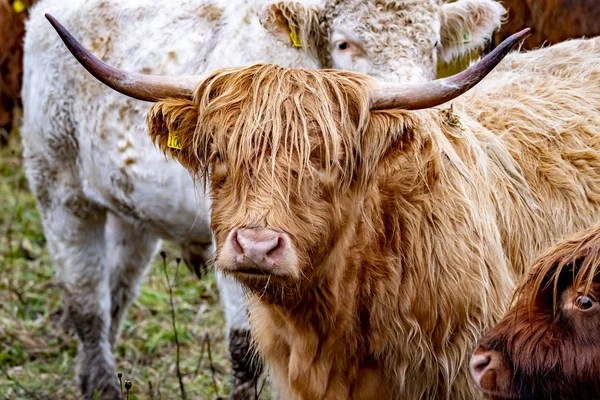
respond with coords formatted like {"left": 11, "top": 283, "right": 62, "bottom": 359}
{"left": 491, "top": 0, "right": 600, "bottom": 50}
{"left": 475, "top": 224, "right": 600, "bottom": 399}
{"left": 0, "top": 0, "right": 35, "bottom": 144}
{"left": 147, "top": 37, "right": 600, "bottom": 399}
{"left": 0, "top": 0, "right": 36, "bottom": 144}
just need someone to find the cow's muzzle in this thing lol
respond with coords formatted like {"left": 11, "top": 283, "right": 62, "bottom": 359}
{"left": 470, "top": 348, "right": 516, "bottom": 398}
{"left": 219, "top": 228, "right": 299, "bottom": 279}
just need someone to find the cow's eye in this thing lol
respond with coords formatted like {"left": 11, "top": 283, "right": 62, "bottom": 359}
{"left": 336, "top": 41, "right": 350, "bottom": 51}
{"left": 575, "top": 295, "right": 594, "bottom": 310}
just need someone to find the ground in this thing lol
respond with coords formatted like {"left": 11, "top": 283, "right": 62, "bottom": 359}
{"left": 0, "top": 131, "right": 266, "bottom": 399}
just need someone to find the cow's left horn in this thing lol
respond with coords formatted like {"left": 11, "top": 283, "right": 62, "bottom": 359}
{"left": 46, "top": 14, "right": 201, "bottom": 102}
{"left": 370, "top": 28, "right": 531, "bottom": 110}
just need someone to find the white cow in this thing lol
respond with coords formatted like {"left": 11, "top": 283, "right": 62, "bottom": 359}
{"left": 22, "top": 0, "right": 504, "bottom": 398}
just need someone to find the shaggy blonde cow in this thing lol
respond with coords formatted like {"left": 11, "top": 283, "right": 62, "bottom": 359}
{"left": 23, "top": 0, "right": 505, "bottom": 398}
{"left": 49, "top": 15, "right": 600, "bottom": 399}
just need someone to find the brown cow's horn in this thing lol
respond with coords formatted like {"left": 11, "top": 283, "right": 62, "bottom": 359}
{"left": 370, "top": 28, "right": 531, "bottom": 110}
{"left": 46, "top": 14, "right": 200, "bottom": 102}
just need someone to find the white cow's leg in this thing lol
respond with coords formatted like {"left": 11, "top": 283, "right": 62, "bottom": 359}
{"left": 215, "top": 271, "right": 263, "bottom": 400}
{"left": 39, "top": 200, "right": 119, "bottom": 399}
{"left": 106, "top": 213, "right": 160, "bottom": 346}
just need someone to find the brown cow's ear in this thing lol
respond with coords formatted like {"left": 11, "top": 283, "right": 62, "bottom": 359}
{"left": 147, "top": 99, "right": 202, "bottom": 175}
{"left": 259, "top": 2, "right": 322, "bottom": 50}
{"left": 439, "top": 0, "right": 506, "bottom": 63}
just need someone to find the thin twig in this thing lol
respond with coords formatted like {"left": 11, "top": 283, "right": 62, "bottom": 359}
{"left": 193, "top": 333, "right": 209, "bottom": 378}
{"left": 118, "top": 372, "right": 124, "bottom": 400}
{"left": 204, "top": 332, "right": 220, "bottom": 396}
{"left": 0, "top": 365, "right": 45, "bottom": 400}
{"left": 161, "top": 252, "right": 187, "bottom": 400}
{"left": 124, "top": 380, "right": 132, "bottom": 400}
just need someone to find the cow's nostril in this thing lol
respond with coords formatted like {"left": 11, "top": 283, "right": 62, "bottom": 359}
{"left": 472, "top": 353, "right": 492, "bottom": 375}
{"left": 231, "top": 230, "right": 244, "bottom": 254}
{"left": 266, "top": 237, "right": 283, "bottom": 257}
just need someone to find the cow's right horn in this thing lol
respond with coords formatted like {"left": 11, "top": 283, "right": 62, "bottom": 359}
{"left": 370, "top": 28, "right": 531, "bottom": 110}
{"left": 46, "top": 14, "right": 201, "bottom": 102}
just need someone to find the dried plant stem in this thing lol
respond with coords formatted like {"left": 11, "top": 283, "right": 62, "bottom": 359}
{"left": 204, "top": 332, "right": 220, "bottom": 396}
{"left": 161, "top": 252, "right": 187, "bottom": 400}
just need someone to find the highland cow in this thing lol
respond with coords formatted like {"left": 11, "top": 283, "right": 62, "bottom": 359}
{"left": 472, "top": 224, "right": 600, "bottom": 399}
{"left": 22, "top": 0, "right": 505, "bottom": 398}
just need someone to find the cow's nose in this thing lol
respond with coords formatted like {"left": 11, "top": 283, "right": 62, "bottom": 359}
{"left": 470, "top": 350, "right": 499, "bottom": 389}
{"left": 230, "top": 228, "right": 287, "bottom": 270}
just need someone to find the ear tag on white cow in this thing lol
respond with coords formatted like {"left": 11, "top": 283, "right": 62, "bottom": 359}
{"left": 289, "top": 25, "right": 302, "bottom": 48}
{"left": 462, "top": 31, "right": 472, "bottom": 44}
{"left": 12, "top": 0, "right": 26, "bottom": 13}
{"left": 167, "top": 131, "right": 182, "bottom": 150}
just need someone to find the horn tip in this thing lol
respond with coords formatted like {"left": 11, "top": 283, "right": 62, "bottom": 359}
{"left": 513, "top": 28, "right": 532, "bottom": 42}
{"left": 45, "top": 13, "right": 63, "bottom": 32}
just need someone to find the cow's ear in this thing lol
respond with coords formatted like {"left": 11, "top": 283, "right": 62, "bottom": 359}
{"left": 259, "top": 2, "right": 322, "bottom": 50}
{"left": 438, "top": 0, "right": 506, "bottom": 63}
{"left": 147, "top": 99, "right": 202, "bottom": 174}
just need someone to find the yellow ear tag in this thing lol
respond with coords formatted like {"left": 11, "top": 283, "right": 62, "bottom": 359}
{"left": 12, "top": 0, "right": 26, "bottom": 13}
{"left": 462, "top": 31, "right": 472, "bottom": 44}
{"left": 167, "top": 132, "right": 182, "bottom": 150}
{"left": 289, "top": 25, "right": 302, "bottom": 48}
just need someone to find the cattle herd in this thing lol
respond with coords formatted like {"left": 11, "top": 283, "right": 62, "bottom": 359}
{"left": 2, "top": 0, "right": 600, "bottom": 399}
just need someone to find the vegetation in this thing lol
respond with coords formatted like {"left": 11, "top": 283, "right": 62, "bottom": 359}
{"left": 0, "top": 132, "right": 236, "bottom": 399}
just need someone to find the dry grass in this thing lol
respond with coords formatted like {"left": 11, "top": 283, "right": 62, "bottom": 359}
{"left": 0, "top": 131, "right": 234, "bottom": 399}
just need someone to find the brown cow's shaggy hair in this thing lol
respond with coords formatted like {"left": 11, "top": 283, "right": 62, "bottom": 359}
{"left": 476, "top": 225, "right": 600, "bottom": 399}
{"left": 491, "top": 0, "right": 600, "bottom": 50}
{"left": 528, "top": 225, "right": 600, "bottom": 313}
{"left": 0, "top": 0, "right": 36, "bottom": 144}
{"left": 147, "top": 38, "right": 600, "bottom": 399}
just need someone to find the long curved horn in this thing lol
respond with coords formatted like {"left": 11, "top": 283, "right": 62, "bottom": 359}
{"left": 370, "top": 28, "right": 531, "bottom": 110}
{"left": 46, "top": 14, "right": 201, "bottom": 102}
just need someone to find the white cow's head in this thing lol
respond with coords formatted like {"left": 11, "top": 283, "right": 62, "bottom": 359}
{"left": 260, "top": 0, "right": 505, "bottom": 82}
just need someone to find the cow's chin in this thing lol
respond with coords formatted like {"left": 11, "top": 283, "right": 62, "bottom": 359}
{"left": 476, "top": 388, "right": 520, "bottom": 400}
{"left": 218, "top": 260, "right": 304, "bottom": 302}
{"left": 475, "top": 369, "right": 519, "bottom": 400}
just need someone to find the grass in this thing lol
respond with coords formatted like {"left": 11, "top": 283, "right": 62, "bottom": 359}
{"left": 0, "top": 132, "right": 235, "bottom": 399}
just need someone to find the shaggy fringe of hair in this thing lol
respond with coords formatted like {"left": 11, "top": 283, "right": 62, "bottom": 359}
{"left": 522, "top": 224, "right": 600, "bottom": 315}
{"left": 148, "top": 63, "right": 374, "bottom": 194}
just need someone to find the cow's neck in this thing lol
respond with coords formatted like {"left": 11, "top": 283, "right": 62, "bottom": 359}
{"left": 249, "top": 200, "right": 375, "bottom": 398}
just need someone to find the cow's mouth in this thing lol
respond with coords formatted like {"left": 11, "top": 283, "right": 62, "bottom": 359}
{"left": 232, "top": 266, "right": 272, "bottom": 277}
{"left": 222, "top": 262, "right": 288, "bottom": 279}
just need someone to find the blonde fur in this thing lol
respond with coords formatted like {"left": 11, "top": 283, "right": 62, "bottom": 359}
{"left": 147, "top": 38, "right": 600, "bottom": 399}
